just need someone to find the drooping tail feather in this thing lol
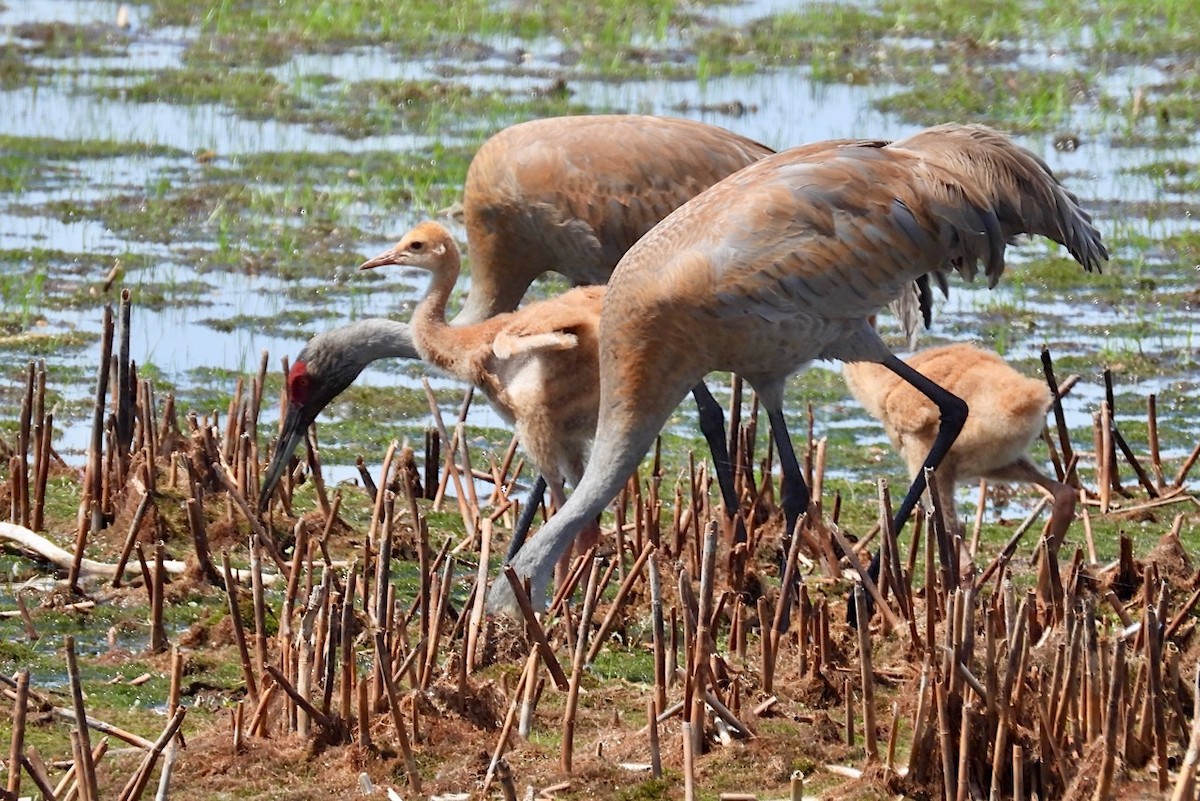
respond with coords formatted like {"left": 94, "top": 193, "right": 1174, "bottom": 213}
{"left": 894, "top": 124, "right": 1108, "bottom": 286}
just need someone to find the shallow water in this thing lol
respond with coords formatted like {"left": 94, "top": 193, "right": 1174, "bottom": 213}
{"left": 1, "top": 0, "right": 1197, "bottom": 494}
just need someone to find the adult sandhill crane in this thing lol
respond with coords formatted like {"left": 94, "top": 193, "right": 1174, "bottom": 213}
{"left": 487, "top": 123, "right": 1107, "bottom": 618}
{"left": 843, "top": 343, "right": 1077, "bottom": 562}
{"left": 260, "top": 115, "right": 774, "bottom": 517}
{"left": 453, "top": 114, "right": 775, "bottom": 324}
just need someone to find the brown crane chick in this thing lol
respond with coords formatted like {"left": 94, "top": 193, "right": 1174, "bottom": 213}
{"left": 359, "top": 221, "right": 605, "bottom": 582}
{"left": 843, "top": 343, "right": 1077, "bottom": 574}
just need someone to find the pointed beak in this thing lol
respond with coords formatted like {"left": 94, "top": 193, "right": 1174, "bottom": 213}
{"left": 359, "top": 247, "right": 398, "bottom": 271}
{"left": 258, "top": 401, "right": 311, "bottom": 513}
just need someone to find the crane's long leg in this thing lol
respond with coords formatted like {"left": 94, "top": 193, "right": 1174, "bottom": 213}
{"left": 766, "top": 405, "right": 810, "bottom": 631}
{"left": 506, "top": 474, "right": 549, "bottom": 563}
{"left": 852, "top": 353, "right": 968, "bottom": 627}
{"left": 765, "top": 407, "right": 811, "bottom": 540}
{"left": 691, "top": 381, "right": 747, "bottom": 544}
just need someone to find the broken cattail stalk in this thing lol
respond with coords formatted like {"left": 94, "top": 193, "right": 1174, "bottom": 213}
{"left": 562, "top": 559, "right": 603, "bottom": 774}
{"left": 1095, "top": 638, "right": 1127, "bottom": 801}
{"left": 647, "top": 698, "right": 663, "bottom": 779}
{"left": 6, "top": 670, "right": 29, "bottom": 799}
{"left": 831, "top": 523, "right": 901, "bottom": 629}
{"left": 682, "top": 721, "right": 697, "bottom": 801}
{"left": 854, "top": 586, "right": 878, "bottom": 762}
{"left": 587, "top": 541, "right": 656, "bottom": 664}
{"left": 650, "top": 553, "right": 668, "bottom": 714}
{"left": 502, "top": 566, "right": 570, "bottom": 690}
{"left": 1042, "top": 348, "right": 1077, "bottom": 487}
{"left": 115, "top": 706, "right": 187, "bottom": 801}
{"left": 372, "top": 632, "right": 421, "bottom": 791}
{"left": 65, "top": 636, "right": 99, "bottom": 801}
{"left": 222, "top": 551, "right": 260, "bottom": 701}
{"left": 467, "top": 518, "right": 493, "bottom": 671}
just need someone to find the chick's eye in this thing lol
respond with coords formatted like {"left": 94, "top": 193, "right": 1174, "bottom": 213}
{"left": 410, "top": 241, "right": 423, "bottom": 251}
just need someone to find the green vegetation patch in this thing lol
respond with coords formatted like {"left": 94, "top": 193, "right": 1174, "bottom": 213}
{"left": 13, "top": 22, "right": 130, "bottom": 58}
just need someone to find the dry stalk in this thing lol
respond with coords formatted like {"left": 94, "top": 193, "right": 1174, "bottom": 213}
{"left": 562, "top": 558, "right": 602, "bottom": 774}
{"left": 221, "top": 550, "right": 260, "bottom": 701}
{"left": 372, "top": 631, "right": 421, "bottom": 792}
{"left": 65, "top": 636, "right": 99, "bottom": 801}
{"left": 854, "top": 585, "right": 878, "bottom": 763}
{"left": 115, "top": 706, "right": 186, "bottom": 801}
{"left": 6, "top": 670, "right": 29, "bottom": 799}
{"left": 1094, "top": 638, "right": 1127, "bottom": 801}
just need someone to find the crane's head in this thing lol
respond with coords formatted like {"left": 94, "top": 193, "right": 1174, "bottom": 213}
{"left": 359, "top": 221, "right": 459, "bottom": 280}
{"left": 258, "top": 329, "right": 375, "bottom": 513}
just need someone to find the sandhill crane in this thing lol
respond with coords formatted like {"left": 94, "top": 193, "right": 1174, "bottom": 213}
{"left": 261, "top": 115, "right": 774, "bottom": 517}
{"left": 843, "top": 343, "right": 1077, "bottom": 565}
{"left": 453, "top": 114, "right": 775, "bottom": 324}
{"left": 487, "top": 123, "right": 1107, "bottom": 618}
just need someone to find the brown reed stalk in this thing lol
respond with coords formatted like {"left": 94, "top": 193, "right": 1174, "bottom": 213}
{"left": 885, "top": 700, "right": 900, "bottom": 773}
{"left": 1146, "top": 606, "right": 1169, "bottom": 792}
{"left": 55, "top": 735, "right": 107, "bottom": 801}
{"left": 1084, "top": 602, "right": 1102, "bottom": 741}
{"left": 148, "top": 541, "right": 167, "bottom": 653}
{"left": 682, "top": 721, "right": 697, "bottom": 801}
{"left": 484, "top": 649, "right": 536, "bottom": 791}
{"left": 17, "top": 363, "right": 32, "bottom": 528}
{"left": 1097, "top": 405, "right": 1112, "bottom": 513}
{"left": 110, "top": 487, "right": 153, "bottom": 589}
{"left": 6, "top": 670, "right": 29, "bottom": 799}
{"left": 69, "top": 728, "right": 91, "bottom": 801}
{"left": 221, "top": 551, "right": 259, "bottom": 701}
{"left": 248, "top": 538, "right": 269, "bottom": 682}
{"left": 831, "top": 523, "right": 901, "bottom": 629}
{"left": 1174, "top": 436, "right": 1200, "bottom": 489}
{"left": 502, "top": 566, "right": 570, "bottom": 690}
{"left": 955, "top": 699, "right": 972, "bottom": 801}
{"left": 648, "top": 553, "right": 668, "bottom": 716}
{"left": 467, "top": 517, "right": 493, "bottom": 671}
{"left": 32, "top": 408, "right": 52, "bottom": 533}
{"left": 988, "top": 593, "right": 1029, "bottom": 801}
{"left": 115, "top": 706, "right": 187, "bottom": 801}
{"left": 20, "top": 745, "right": 55, "bottom": 801}
{"left": 339, "top": 566, "right": 358, "bottom": 728}
{"left": 1041, "top": 348, "right": 1077, "bottom": 487}
{"left": 561, "top": 559, "right": 602, "bottom": 774}
{"left": 263, "top": 665, "right": 333, "bottom": 730}
{"left": 422, "top": 380, "right": 472, "bottom": 520}
{"left": 688, "top": 524, "right": 719, "bottom": 756}
{"left": 15, "top": 593, "right": 37, "bottom": 642}
{"left": 854, "top": 586, "right": 878, "bottom": 763}
{"left": 588, "top": 541, "right": 656, "bottom": 663}
{"left": 1170, "top": 659, "right": 1200, "bottom": 800}
{"left": 65, "top": 636, "right": 99, "bottom": 801}
{"left": 1095, "top": 638, "right": 1127, "bottom": 801}
{"left": 185, "top": 497, "right": 222, "bottom": 587}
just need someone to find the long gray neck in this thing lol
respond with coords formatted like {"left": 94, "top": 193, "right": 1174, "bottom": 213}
{"left": 305, "top": 318, "right": 419, "bottom": 372}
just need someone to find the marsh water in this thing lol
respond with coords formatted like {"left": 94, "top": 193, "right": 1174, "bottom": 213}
{"left": 2, "top": 0, "right": 1198, "bottom": 497}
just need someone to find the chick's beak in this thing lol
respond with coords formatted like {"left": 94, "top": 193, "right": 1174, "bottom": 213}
{"left": 359, "top": 247, "right": 398, "bottom": 271}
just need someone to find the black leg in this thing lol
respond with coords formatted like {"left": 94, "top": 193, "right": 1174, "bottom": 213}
{"left": 766, "top": 406, "right": 810, "bottom": 633}
{"left": 506, "top": 474, "right": 549, "bottom": 563}
{"left": 691, "top": 381, "right": 746, "bottom": 543}
{"left": 766, "top": 406, "right": 811, "bottom": 539}
{"left": 851, "top": 353, "right": 969, "bottom": 627}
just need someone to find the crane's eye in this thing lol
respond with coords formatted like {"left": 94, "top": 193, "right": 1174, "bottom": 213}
{"left": 410, "top": 240, "right": 423, "bottom": 251}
